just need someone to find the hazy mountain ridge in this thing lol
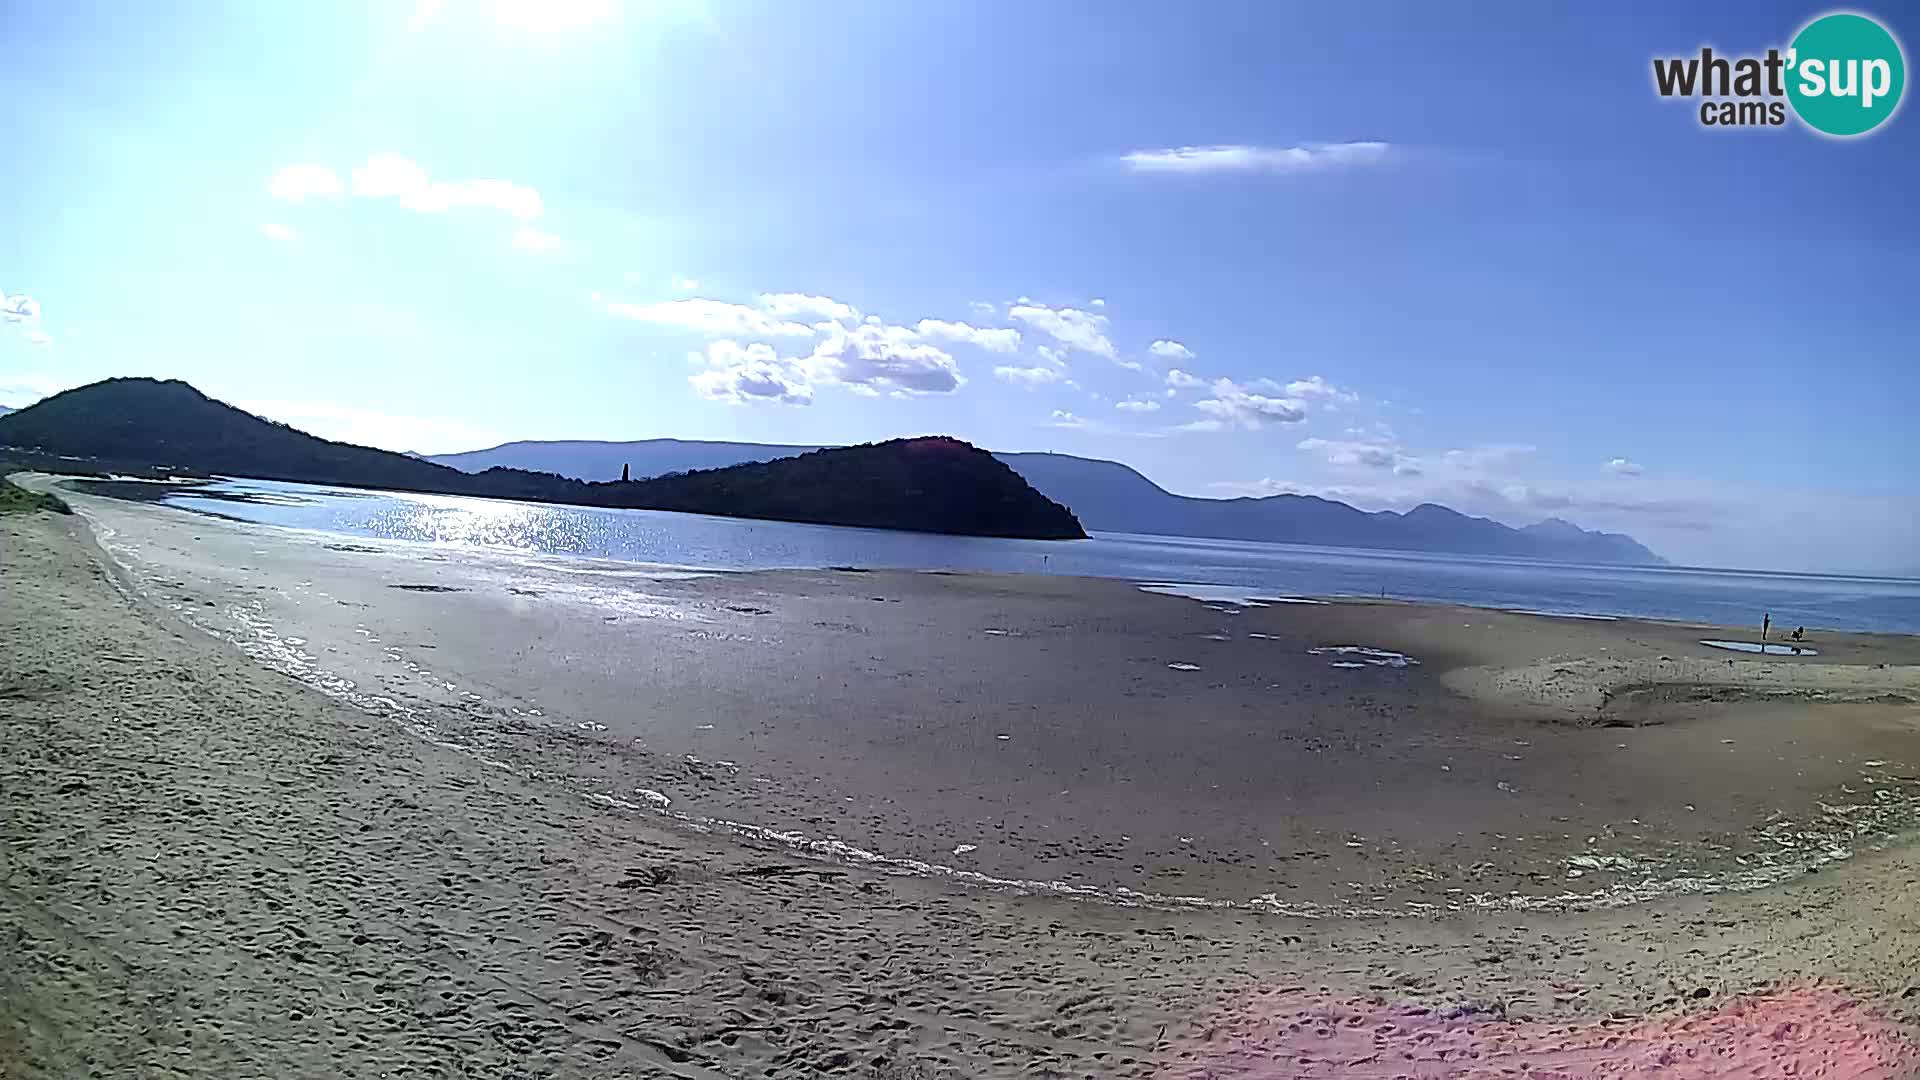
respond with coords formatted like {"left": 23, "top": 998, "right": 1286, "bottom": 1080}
{"left": 433, "top": 439, "right": 1666, "bottom": 565}
{"left": 433, "top": 438, "right": 825, "bottom": 480}
{"left": 0, "top": 379, "right": 1084, "bottom": 540}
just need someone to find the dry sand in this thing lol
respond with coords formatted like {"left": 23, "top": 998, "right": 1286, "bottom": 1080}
{"left": 52, "top": 486, "right": 1920, "bottom": 915}
{"left": 5, "top": 489, "right": 1920, "bottom": 1077}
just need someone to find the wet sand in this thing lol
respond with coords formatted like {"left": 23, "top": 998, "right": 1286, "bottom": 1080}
{"left": 55, "top": 483, "right": 1920, "bottom": 914}
{"left": 6, "top": 481, "right": 1920, "bottom": 1077}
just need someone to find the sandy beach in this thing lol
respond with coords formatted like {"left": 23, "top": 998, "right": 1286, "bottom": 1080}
{"left": 6, "top": 482, "right": 1920, "bottom": 1077}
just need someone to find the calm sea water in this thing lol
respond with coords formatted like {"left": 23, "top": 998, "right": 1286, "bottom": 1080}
{"left": 88, "top": 477, "right": 1920, "bottom": 634}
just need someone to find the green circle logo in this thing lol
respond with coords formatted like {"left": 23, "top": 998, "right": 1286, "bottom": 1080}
{"left": 1787, "top": 12, "right": 1906, "bottom": 136}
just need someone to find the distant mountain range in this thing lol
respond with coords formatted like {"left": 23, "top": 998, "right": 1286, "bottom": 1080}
{"left": 0, "top": 379, "right": 1083, "bottom": 540}
{"left": 433, "top": 438, "right": 1666, "bottom": 565}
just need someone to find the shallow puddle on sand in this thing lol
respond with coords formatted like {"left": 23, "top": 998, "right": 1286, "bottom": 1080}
{"left": 1699, "top": 639, "right": 1819, "bottom": 656}
{"left": 1307, "top": 645, "right": 1421, "bottom": 668}
{"left": 1506, "top": 608, "right": 1620, "bottom": 620}
{"left": 1136, "top": 582, "right": 1327, "bottom": 607}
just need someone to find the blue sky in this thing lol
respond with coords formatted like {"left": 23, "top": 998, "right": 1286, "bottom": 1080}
{"left": 3, "top": 1, "right": 1915, "bottom": 572}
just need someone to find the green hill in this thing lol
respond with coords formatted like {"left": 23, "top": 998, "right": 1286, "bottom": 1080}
{"left": 0, "top": 378, "right": 1084, "bottom": 540}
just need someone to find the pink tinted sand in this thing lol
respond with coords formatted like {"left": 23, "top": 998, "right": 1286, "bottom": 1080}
{"left": 1159, "top": 984, "right": 1918, "bottom": 1079}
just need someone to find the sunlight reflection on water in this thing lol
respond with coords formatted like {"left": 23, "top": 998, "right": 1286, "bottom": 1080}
{"left": 95, "top": 476, "right": 1920, "bottom": 634}
{"left": 361, "top": 492, "right": 588, "bottom": 551}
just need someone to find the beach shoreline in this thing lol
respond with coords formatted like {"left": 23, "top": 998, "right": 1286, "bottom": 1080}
{"left": 43, "top": 479, "right": 1920, "bottom": 914}
{"left": 6, "top": 489, "right": 1920, "bottom": 1076}
{"left": 53, "top": 471, "right": 1920, "bottom": 637}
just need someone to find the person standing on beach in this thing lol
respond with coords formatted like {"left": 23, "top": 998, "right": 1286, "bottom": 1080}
{"left": 1763, "top": 612, "right": 1771, "bottom": 642}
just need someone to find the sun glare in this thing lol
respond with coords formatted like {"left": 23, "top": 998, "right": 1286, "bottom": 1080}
{"left": 408, "top": 0, "right": 622, "bottom": 34}
{"left": 495, "top": 0, "right": 619, "bottom": 32}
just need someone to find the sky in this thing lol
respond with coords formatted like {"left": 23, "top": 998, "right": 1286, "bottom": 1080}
{"left": 3, "top": 1, "right": 1915, "bottom": 573}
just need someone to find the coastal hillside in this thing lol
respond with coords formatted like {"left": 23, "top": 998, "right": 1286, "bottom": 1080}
{"left": 0, "top": 379, "right": 1085, "bottom": 540}
{"left": 1, "top": 378, "right": 466, "bottom": 490}
{"left": 595, "top": 439, "right": 1083, "bottom": 539}
{"left": 987, "top": 454, "right": 1665, "bottom": 564}
{"left": 433, "top": 437, "right": 824, "bottom": 480}
{"left": 434, "top": 439, "right": 1665, "bottom": 565}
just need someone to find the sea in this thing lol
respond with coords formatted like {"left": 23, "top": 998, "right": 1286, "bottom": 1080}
{"left": 79, "top": 476, "right": 1920, "bottom": 635}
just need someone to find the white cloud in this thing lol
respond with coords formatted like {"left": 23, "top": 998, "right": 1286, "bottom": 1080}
{"left": 915, "top": 319, "right": 1021, "bottom": 353}
{"left": 1049, "top": 410, "right": 1090, "bottom": 429}
{"left": 1206, "top": 478, "right": 1448, "bottom": 507}
{"left": 1174, "top": 419, "right": 1227, "bottom": 433}
{"left": 1191, "top": 377, "right": 1307, "bottom": 429}
{"left": 672, "top": 275, "right": 700, "bottom": 291}
{"left": 619, "top": 294, "right": 977, "bottom": 396}
{"left": 2, "top": 293, "right": 41, "bottom": 324}
{"left": 1209, "top": 477, "right": 1338, "bottom": 499}
{"left": 1283, "top": 375, "right": 1358, "bottom": 404}
{"left": 261, "top": 222, "right": 299, "bottom": 242}
{"left": 607, "top": 298, "right": 814, "bottom": 338}
{"left": 0, "top": 372, "right": 82, "bottom": 407}
{"left": 510, "top": 225, "right": 564, "bottom": 254}
{"left": 1165, "top": 368, "right": 1205, "bottom": 390}
{"left": 1225, "top": 440, "right": 1691, "bottom": 532}
{"left": 1121, "top": 142, "right": 1392, "bottom": 174}
{"left": 688, "top": 341, "right": 814, "bottom": 406}
{"left": 1090, "top": 297, "right": 1107, "bottom": 308}
{"left": 268, "top": 163, "right": 344, "bottom": 202}
{"left": 1442, "top": 444, "right": 1537, "bottom": 470}
{"left": 1204, "top": 439, "right": 1920, "bottom": 574}
{"left": 1148, "top": 339, "right": 1194, "bottom": 361}
{"left": 2, "top": 291, "right": 51, "bottom": 346}
{"left": 1295, "top": 436, "right": 1419, "bottom": 475}
{"left": 995, "top": 343, "right": 1072, "bottom": 387}
{"left": 994, "top": 365, "right": 1063, "bottom": 387}
{"left": 805, "top": 322, "right": 963, "bottom": 395}
{"left": 1008, "top": 302, "right": 1116, "bottom": 358}
{"left": 1116, "top": 397, "right": 1161, "bottom": 413}
{"left": 969, "top": 300, "right": 997, "bottom": 318}
{"left": 348, "top": 154, "right": 544, "bottom": 219}
{"left": 1296, "top": 437, "right": 1397, "bottom": 469}
{"left": 1605, "top": 457, "right": 1645, "bottom": 476}
{"left": 759, "top": 292, "right": 857, "bottom": 323}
